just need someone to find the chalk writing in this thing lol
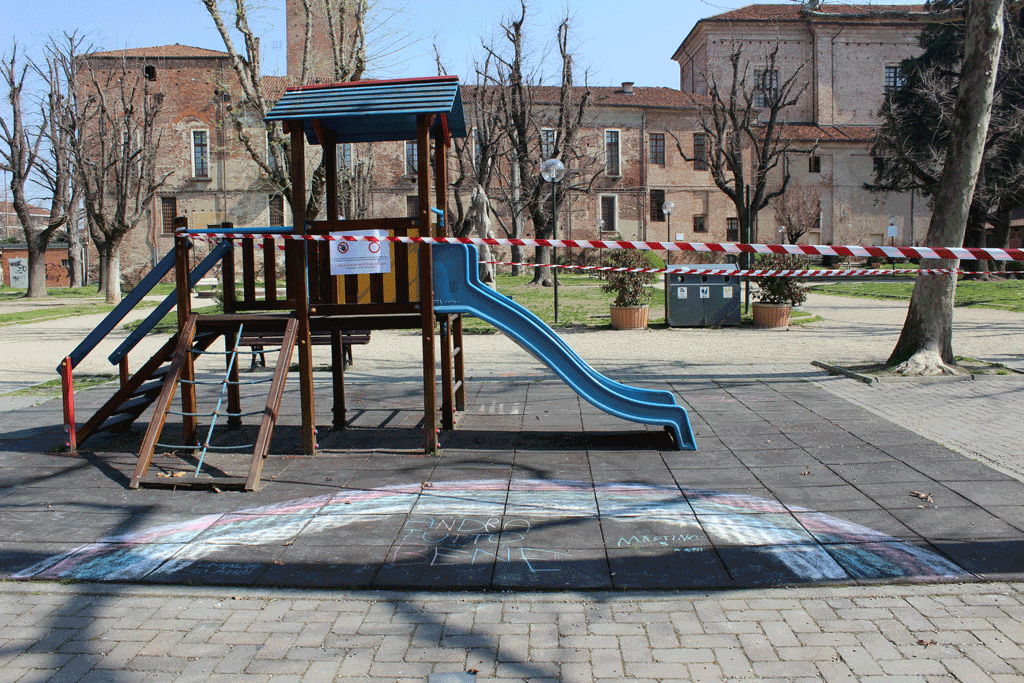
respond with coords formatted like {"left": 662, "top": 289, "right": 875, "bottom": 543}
{"left": 617, "top": 533, "right": 701, "bottom": 547}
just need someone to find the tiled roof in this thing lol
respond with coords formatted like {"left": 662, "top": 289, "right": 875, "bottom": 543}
{"left": 261, "top": 75, "right": 299, "bottom": 102}
{"left": 265, "top": 76, "right": 467, "bottom": 144}
{"left": 0, "top": 200, "right": 49, "bottom": 217}
{"left": 775, "top": 124, "right": 877, "bottom": 142}
{"left": 463, "top": 85, "right": 710, "bottom": 110}
{"left": 89, "top": 44, "right": 229, "bottom": 59}
{"left": 705, "top": 4, "right": 927, "bottom": 22}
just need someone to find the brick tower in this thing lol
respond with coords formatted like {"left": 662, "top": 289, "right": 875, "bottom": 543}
{"left": 286, "top": 0, "right": 364, "bottom": 82}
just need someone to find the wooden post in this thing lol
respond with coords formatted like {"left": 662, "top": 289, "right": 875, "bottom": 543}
{"left": 291, "top": 123, "right": 316, "bottom": 455}
{"left": 221, "top": 227, "right": 236, "bottom": 314}
{"left": 433, "top": 121, "right": 456, "bottom": 430}
{"left": 417, "top": 114, "right": 438, "bottom": 452}
{"left": 322, "top": 128, "right": 346, "bottom": 430}
{"left": 60, "top": 356, "right": 77, "bottom": 453}
{"left": 174, "top": 232, "right": 198, "bottom": 445}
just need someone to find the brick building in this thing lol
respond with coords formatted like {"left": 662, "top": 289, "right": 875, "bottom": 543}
{"left": 673, "top": 3, "right": 931, "bottom": 247}
{"left": 81, "top": 45, "right": 285, "bottom": 275}
{"left": 90, "top": 0, "right": 941, "bottom": 277}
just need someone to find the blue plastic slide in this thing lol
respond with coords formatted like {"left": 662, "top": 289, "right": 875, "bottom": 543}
{"left": 433, "top": 244, "right": 696, "bottom": 450}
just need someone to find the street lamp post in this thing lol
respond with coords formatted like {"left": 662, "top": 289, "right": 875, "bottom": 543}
{"left": 541, "top": 158, "right": 566, "bottom": 323}
{"left": 662, "top": 200, "right": 674, "bottom": 269}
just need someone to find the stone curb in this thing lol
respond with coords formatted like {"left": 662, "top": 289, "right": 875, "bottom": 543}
{"left": 810, "top": 360, "right": 877, "bottom": 384}
{"left": 812, "top": 360, "right": 1024, "bottom": 384}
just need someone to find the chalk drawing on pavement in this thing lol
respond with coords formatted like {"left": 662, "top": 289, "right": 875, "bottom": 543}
{"left": 11, "top": 479, "right": 966, "bottom": 583}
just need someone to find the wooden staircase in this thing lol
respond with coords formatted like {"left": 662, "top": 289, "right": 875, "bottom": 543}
{"left": 75, "top": 332, "right": 220, "bottom": 447}
{"left": 128, "top": 314, "right": 299, "bottom": 491}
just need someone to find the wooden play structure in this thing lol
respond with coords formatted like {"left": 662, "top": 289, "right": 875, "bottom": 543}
{"left": 64, "top": 76, "right": 469, "bottom": 491}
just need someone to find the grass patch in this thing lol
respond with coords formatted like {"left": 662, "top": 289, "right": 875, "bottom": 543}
{"left": 123, "top": 301, "right": 225, "bottom": 334}
{"left": 461, "top": 271, "right": 665, "bottom": 332}
{"left": 0, "top": 286, "right": 108, "bottom": 301}
{"left": 0, "top": 302, "right": 155, "bottom": 326}
{"left": 808, "top": 278, "right": 1024, "bottom": 313}
{"left": 5, "top": 374, "right": 117, "bottom": 398}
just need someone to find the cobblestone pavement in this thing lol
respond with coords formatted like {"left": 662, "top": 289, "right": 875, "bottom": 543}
{"left": 1, "top": 580, "right": 1023, "bottom": 682}
{"left": 812, "top": 374, "right": 1024, "bottom": 481}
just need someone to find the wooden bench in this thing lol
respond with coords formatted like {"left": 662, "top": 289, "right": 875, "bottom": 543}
{"left": 193, "top": 277, "right": 220, "bottom": 298}
{"left": 238, "top": 330, "right": 371, "bottom": 371}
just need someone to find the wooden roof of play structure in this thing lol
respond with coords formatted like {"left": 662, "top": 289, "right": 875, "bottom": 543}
{"left": 265, "top": 75, "right": 467, "bottom": 144}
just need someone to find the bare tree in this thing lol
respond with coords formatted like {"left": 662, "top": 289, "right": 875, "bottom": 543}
{"left": 771, "top": 183, "right": 821, "bottom": 244}
{"left": 888, "top": 0, "right": 1007, "bottom": 374}
{"left": 0, "top": 43, "right": 74, "bottom": 297}
{"left": 674, "top": 45, "right": 810, "bottom": 257}
{"left": 202, "top": 0, "right": 367, "bottom": 220}
{"left": 442, "top": 49, "right": 506, "bottom": 241}
{"left": 481, "top": 1, "right": 600, "bottom": 286}
{"left": 38, "top": 36, "right": 84, "bottom": 288}
{"left": 62, "top": 50, "right": 170, "bottom": 304}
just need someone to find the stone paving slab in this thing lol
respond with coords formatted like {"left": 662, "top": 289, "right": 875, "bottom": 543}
{"left": 2, "top": 364, "right": 1023, "bottom": 591}
{"left": 0, "top": 580, "right": 1023, "bottom": 682}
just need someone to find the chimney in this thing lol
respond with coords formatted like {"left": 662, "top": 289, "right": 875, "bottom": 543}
{"left": 621, "top": 81, "right": 634, "bottom": 94}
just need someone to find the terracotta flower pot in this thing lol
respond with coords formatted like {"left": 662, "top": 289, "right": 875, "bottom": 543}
{"left": 610, "top": 305, "right": 650, "bottom": 330}
{"left": 752, "top": 302, "right": 792, "bottom": 328}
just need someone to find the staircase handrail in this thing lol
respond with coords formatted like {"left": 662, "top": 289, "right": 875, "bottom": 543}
{"left": 107, "top": 239, "right": 233, "bottom": 365}
{"left": 58, "top": 246, "right": 179, "bottom": 373}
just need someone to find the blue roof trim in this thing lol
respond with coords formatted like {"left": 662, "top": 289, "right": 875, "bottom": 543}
{"left": 265, "top": 78, "right": 466, "bottom": 144}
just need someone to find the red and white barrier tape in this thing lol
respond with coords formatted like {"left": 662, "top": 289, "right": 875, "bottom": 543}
{"left": 481, "top": 261, "right": 961, "bottom": 277}
{"left": 181, "top": 229, "right": 1024, "bottom": 262}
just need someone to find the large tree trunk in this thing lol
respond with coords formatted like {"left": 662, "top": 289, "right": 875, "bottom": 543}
{"left": 24, "top": 230, "right": 50, "bottom": 298}
{"left": 888, "top": 0, "right": 1005, "bottom": 375}
{"left": 102, "top": 247, "right": 121, "bottom": 304}
{"left": 68, "top": 231, "right": 83, "bottom": 288}
{"left": 532, "top": 241, "right": 553, "bottom": 287}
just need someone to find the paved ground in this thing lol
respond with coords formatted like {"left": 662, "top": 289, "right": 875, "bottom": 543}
{"left": 1, "top": 292, "right": 1023, "bottom": 680}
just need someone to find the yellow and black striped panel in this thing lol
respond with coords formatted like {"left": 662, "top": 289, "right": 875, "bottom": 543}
{"left": 308, "top": 219, "right": 421, "bottom": 307}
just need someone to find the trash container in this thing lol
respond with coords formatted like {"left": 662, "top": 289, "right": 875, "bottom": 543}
{"left": 665, "top": 264, "right": 741, "bottom": 327}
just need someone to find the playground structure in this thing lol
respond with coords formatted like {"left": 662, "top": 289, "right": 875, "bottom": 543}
{"left": 57, "top": 76, "right": 696, "bottom": 492}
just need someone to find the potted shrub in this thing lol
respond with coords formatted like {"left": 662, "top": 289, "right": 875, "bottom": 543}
{"left": 751, "top": 253, "right": 808, "bottom": 328}
{"left": 601, "top": 249, "right": 658, "bottom": 329}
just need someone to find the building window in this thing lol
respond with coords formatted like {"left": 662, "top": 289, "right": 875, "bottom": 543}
{"left": 726, "top": 217, "right": 739, "bottom": 242}
{"left": 809, "top": 155, "right": 821, "bottom": 173}
{"left": 604, "top": 130, "right": 620, "bottom": 177}
{"left": 650, "top": 189, "right": 666, "bottom": 222}
{"left": 269, "top": 195, "right": 284, "bottom": 227}
{"left": 144, "top": 65, "right": 156, "bottom": 81}
{"left": 693, "top": 215, "right": 708, "bottom": 233}
{"left": 405, "top": 140, "right": 418, "bottom": 176}
{"left": 407, "top": 195, "right": 419, "bottom": 218}
{"left": 753, "top": 69, "right": 778, "bottom": 108}
{"left": 192, "top": 130, "right": 210, "bottom": 178}
{"left": 885, "top": 65, "right": 906, "bottom": 95}
{"left": 161, "top": 196, "right": 177, "bottom": 235}
{"left": 600, "top": 195, "right": 617, "bottom": 233}
{"left": 649, "top": 133, "right": 665, "bottom": 166}
{"left": 693, "top": 133, "right": 708, "bottom": 171}
{"left": 540, "top": 128, "right": 556, "bottom": 161}
{"left": 873, "top": 156, "right": 886, "bottom": 176}
{"left": 339, "top": 142, "right": 352, "bottom": 171}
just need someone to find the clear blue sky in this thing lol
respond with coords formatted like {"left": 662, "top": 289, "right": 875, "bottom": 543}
{"left": 3, "top": 0, "right": 851, "bottom": 89}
